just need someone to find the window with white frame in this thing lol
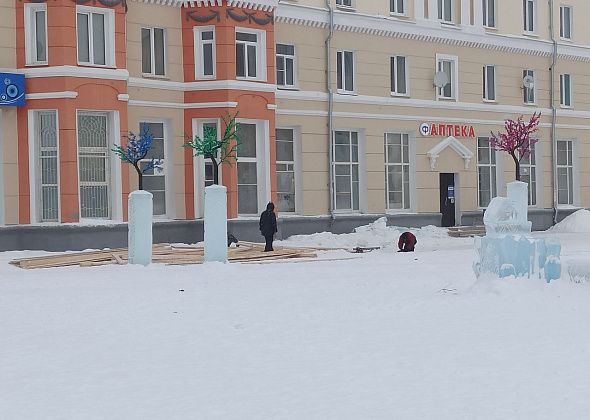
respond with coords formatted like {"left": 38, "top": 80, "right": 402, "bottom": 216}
{"left": 477, "top": 137, "right": 497, "bottom": 208}
{"left": 557, "top": 140, "right": 574, "bottom": 205}
{"left": 276, "top": 128, "right": 296, "bottom": 212}
{"left": 483, "top": 0, "right": 496, "bottom": 27}
{"left": 523, "top": 0, "right": 536, "bottom": 33}
{"left": 194, "top": 26, "right": 216, "bottom": 79}
{"left": 236, "top": 123, "right": 259, "bottom": 214}
{"left": 337, "top": 50, "right": 355, "bottom": 93}
{"left": 523, "top": 69, "right": 536, "bottom": 104}
{"left": 139, "top": 122, "right": 166, "bottom": 216}
{"left": 390, "top": 0, "right": 406, "bottom": 15}
{"left": 483, "top": 65, "right": 496, "bottom": 101}
{"left": 236, "top": 30, "right": 265, "bottom": 80}
{"left": 385, "top": 133, "right": 410, "bottom": 211}
{"left": 276, "top": 44, "right": 296, "bottom": 88}
{"left": 201, "top": 122, "right": 219, "bottom": 187}
{"left": 391, "top": 56, "right": 408, "bottom": 96}
{"left": 25, "top": 3, "right": 48, "bottom": 65}
{"left": 436, "top": 55, "right": 457, "bottom": 100}
{"left": 520, "top": 143, "right": 537, "bottom": 206}
{"left": 560, "top": 5, "right": 572, "bottom": 39}
{"left": 141, "top": 27, "right": 166, "bottom": 76}
{"left": 77, "top": 7, "right": 114, "bottom": 66}
{"left": 336, "top": 0, "right": 353, "bottom": 8}
{"left": 77, "top": 112, "right": 110, "bottom": 218}
{"left": 438, "top": 0, "right": 453, "bottom": 23}
{"left": 333, "top": 130, "right": 360, "bottom": 212}
{"left": 34, "top": 111, "right": 59, "bottom": 222}
{"left": 560, "top": 73, "right": 572, "bottom": 107}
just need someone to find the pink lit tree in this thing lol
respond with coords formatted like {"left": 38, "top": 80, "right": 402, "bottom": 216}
{"left": 490, "top": 112, "right": 541, "bottom": 181}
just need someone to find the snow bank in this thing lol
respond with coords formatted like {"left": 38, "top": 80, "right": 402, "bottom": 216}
{"left": 277, "top": 217, "right": 452, "bottom": 249}
{"left": 550, "top": 209, "right": 590, "bottom": 233}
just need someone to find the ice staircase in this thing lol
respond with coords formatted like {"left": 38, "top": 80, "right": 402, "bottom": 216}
{"left": 447, "top": 225, "right": 486, "bottom": 238}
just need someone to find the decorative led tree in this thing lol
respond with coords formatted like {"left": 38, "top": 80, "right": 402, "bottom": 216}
{"left": 184, "top": 112, "right": 240, "bottom": 185}
{"left": 490, "top": 112, "right": 540, "bottom": 181}
{"left": 112, "top": 127, "right": 161, "bottom": 190}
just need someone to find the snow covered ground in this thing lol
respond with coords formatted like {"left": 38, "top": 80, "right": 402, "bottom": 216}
{"left": 2, "top": 215, "right": 590, "bottom": 420}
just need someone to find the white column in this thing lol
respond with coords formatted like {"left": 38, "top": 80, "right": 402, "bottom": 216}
{"left": 473, "top": 0, "right": 484, "bottom": 29}
{"left": 128, "top": 190, "right": 153, "bottom": 266}
{"left": 461, "top": 0, "right": 471, "bottom": 26}
{"left": 204, "top": 185, "right": 228, "bottom": 263}
{"left": 427, "top": 0, "right": 437, "bottom": 20}
{"left": 414, "top": 0, "right": 425, "bottom": 20}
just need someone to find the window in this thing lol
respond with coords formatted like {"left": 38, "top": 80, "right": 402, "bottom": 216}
{"left": 337, "top": 50, "right": 355, "bottom": 93}
{"left": 477, "top": 137, "right": 497, "bottom": 208}
{"left": 236, "top": 30, "right": 266, "bottom": 81}
{"left": 390, "top": 56, "right": 408, "bottom": 96}
{"left": 77, "top": 7, "right": 114, "bottom": 66}
{"left": 276, "top": 128, "right": 296, "bottom": 212}
{"left": 438, "top": 0, "right": 453, "bottom": 23}
{"left": 139, "top": 122, "right": 166, "bottom": 216}
{"left": 25, "top": 3, "right": 48, "bottom": 65}
{"left": 77, "top": 113, "right": 110, "bottom": 218}
{"left": 236, "top": 123, "right": 258, "bottom": 214}
{"left": 523, "top": 0, "right": 536, "bottom": 33}
{"left": 390, "top": 0, "right": 406, "bottom": 15}
{"left": 483, "top": 65, "right": 496, "bottom": 101}
{"left": 194, "top": 26, "right": 216, "bottom": 79}
{"left": 385, "top": 133, "right": 410, "bottom": 211}
{"left": 560, "top": 5, "right": 572, "bottom": 39}
{"left": 436, "top": 55, "right": 457, "bottom": 100}
{"left": 520, "top": 144, "right": 537, "bottom": 206}
{"left": 523, "top": 69, "right": 536, "bottom": 104}
{"left": 332, "top": 130, "right": 360, "bottom": 212}
{"left": 560, "top": 73, "right": 572, "bottom": 107}
{"left": 141, "top": 28, "right": 165, "bottom": 76}
{"left": 336, "top": 0, "right": 353, "bottom": 8}
{"left": 34, "top": 111, "right": 59, "bottom": 222}
{"left": 276, "top": 44, "right": 296, "bottom": 88}
{"left": 483, "top": 0, "right": 496, "bottom": 28}
{"left": 557, "top": 140, "right": 574, "bottom": 205}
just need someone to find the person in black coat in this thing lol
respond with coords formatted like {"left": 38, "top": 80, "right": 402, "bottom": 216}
{"left": 259, "top": 202, "right": 277, "bottom": 252}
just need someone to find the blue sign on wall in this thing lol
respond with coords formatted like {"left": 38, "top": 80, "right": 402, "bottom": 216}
{"left": 0, "top": 73, "right": 26, "bottom": 106}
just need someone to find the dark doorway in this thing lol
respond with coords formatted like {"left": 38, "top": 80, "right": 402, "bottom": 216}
{"left": 439, "top": 173, "right": 456, "bottom": 227}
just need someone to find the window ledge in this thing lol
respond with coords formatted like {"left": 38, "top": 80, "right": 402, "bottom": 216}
{"left": 386, "top": 210, "right": 417, "bottom": 215}
{"left": 25, "top": 62, "right": 48, "bottom": 67}
{"left": 389, "top": 12, "right": 409, "bottom": 19}
{"left": 484, "top": 26, "right": 498, "bottom": 31}
{"left": 277, "top": 86, "right": 300, "bottom": 91}
{"left": 141, "top": 74, "right": 169, "bottom": 80}
{"left": 560, "top": 37, "right": 573, "bottom": 43}
{"left": 523, "top": 32, "right": 539, "bottom": 38}
{"left": 336, "top": 5, "right": 356, "bottom": 12}
{"left": 77, "top": 63, "right": 117, "bottom": 70}
{"left": 483, "top": 99, "right": 498, "bottom": 104}
{"left": 391, "top": 92, "right": 410, "bottom": 98}
{"left": 440, "top": 21, "right": 459, "bottom": 29}
{"left": 337, "top": 90, "right": 357, "bottom": 96}
{"left": 236, "top": 77, "right": 267, "bottom": 83}
{"left": 437, "top": 97, "right": 457, "bottom": 102}
{"left": 560, "top": 105, "right": 573, "bottom": 109}
{"left": 523, "top": 102, "right": 538, "bottom": 106}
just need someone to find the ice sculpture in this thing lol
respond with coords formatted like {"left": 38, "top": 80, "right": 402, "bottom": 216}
{"left": 474, "top": 181, "right": 561, "bottom": 282}
{"left": 204, "top": 185, "right": 228, "bottom": 263}
{"left": 128, "top": 190, "right": 153, "bottom": 266}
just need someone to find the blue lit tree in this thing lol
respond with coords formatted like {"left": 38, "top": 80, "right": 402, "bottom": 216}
{"left": 184, "top": 112, "right": 240, "bottom": 185}
{"left": 112, "top": 126, "right": 161, "bottom": 191}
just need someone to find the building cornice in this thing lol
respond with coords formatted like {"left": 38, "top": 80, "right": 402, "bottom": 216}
{"left": 275, "top": 2, "right": 590, "bottom": 62}
{"left": 128, "top": 0, "right": 277, "bottom": 11}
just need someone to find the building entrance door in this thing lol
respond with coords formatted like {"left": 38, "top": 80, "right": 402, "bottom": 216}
{"left": 439, "top": 173, "right": 456, "bottom": 227}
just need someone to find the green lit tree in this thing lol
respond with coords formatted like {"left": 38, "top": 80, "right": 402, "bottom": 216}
{"left": 184, "top": 112, "right": 240, "bottom": 185}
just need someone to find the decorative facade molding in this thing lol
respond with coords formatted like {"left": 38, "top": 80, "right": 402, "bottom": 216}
{"left": 186, "top": 9, "right": 220, "bottom": 22}
{"left": 73, "top": 0, "right": 128, "bottom": 12}
{"left": 227, "top": 8, "right": 273, "bottom": 25}
{"left": 427, "top": 136, "right": 473, "bottom": 170}
{"left": 26, "top": 91, "right": 79, "bottom": 100}
{"left": 129, "top": 0, "right": 277, "bottom": 10}
{"left": 128, "top": 99, "right": 239, "bottom": 109}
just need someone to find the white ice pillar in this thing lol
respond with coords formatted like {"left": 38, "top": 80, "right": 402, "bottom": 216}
{"left": 507, "top": 181, "right": 529, "bottom": 224}
{"left": 128, "top": 190, "right": 153, "bottom": 266}
{"left": 204, "top": 185, "right": 228, "bottom": 263}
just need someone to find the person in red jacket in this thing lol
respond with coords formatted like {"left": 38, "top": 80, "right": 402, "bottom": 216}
{"left": 398, "top": 231, "right": 417, "bottom": 252}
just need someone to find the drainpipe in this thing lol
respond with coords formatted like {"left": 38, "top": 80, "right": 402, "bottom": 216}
{"left": 549, "top": 0, "right": 558, "bottom": 224}
{"left": 325, "top": 0, "right": 335, "bottom": 225}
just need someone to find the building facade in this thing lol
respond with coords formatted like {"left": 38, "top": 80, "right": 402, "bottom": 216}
{"left": 0, "top": 0, "right": 588, "bottom": 230}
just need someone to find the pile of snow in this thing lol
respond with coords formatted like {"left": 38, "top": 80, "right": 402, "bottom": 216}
{"left": 550, "top": 209, "right": 590, "bottom": 233}
{"left": 277, "top": 217, "right": 453, "bottom": 249}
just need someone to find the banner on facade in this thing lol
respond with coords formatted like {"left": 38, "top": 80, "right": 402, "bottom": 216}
{"left": 420, "top": 122, "right": 475, "bottom": 138}
{"left": 0, "top": 73, "right": 25, "bottom": 106}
